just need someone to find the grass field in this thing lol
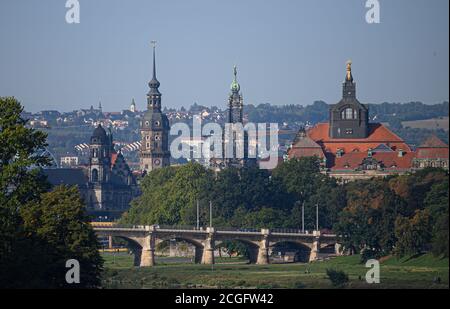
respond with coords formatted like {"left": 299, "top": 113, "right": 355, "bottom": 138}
{"left": 402, "top": 117, "right": 449, "bottom": 131}
{"left": 101, "top": 252, "right": 449, "bottom": 289}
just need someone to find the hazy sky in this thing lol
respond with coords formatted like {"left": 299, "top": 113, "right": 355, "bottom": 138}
{"left": 0, "top": 0, "right": 448, "bottom": 112}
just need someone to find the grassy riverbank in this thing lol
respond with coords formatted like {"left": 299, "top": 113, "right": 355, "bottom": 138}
{"left": 101, "top": 252, "right": 448, "bottom": 289}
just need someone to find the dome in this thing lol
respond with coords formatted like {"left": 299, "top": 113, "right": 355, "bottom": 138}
{"left": 231, "top": 79, "right": 240, "bottom": 92}
{"left": 149, "top": 78, "right": 160, "bottom": 89}
{"left": 91, "top": 124, "right": 108, "bottom": 143}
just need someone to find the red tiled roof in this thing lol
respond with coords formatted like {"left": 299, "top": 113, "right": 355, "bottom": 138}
{"left": 288, "top": 148, "right": 325, "bottom": 159}
{"left": 331, "top": 151, "right": 415, "bottom": 171}
{"left": 416, "top": 148, "right": 449, "bottom": 159}
{"left": 288, "top": 133, "right": 325, "bottom": 159}
{"left": 415, "top": 135, "right": 449, "bottom": 159}
{"left": 307, "top": 123, "right": 411, "bottom": 153}
{"left": 419, "top": 135, "right": 448, "bottom": 148}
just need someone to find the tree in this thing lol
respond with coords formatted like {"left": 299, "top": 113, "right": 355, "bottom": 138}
{"left": 394, "top": 209, "right": 432, "bottom": 257}
{"left": 424, "top": 178, "right": 449, "bottom": 257}
{"left": 1, "top": 97, "right": 103, "bottom": 288}
{"left": 21, "top": 185, "right": 104, "bottom": 288}
{"left": 0, "top": 97, "right": 51, "bottom": 287}
{"left": 123, "top": 162, "right": 214, "bottom": 226}
{"left": 272, "top": 157, "right": 346, "bottom": 230}
{"left": 335, "top": 178, "right": 402, "bottom": 260}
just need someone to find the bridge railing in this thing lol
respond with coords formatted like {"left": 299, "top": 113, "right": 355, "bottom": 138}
{"left": 271, "top": 228, "right": 312, "bottom": 234}
{"left": 215, "top": 227, "right": 261, "bottom": 233}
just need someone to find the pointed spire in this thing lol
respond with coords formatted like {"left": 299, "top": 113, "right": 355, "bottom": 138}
{"left": 148, "top": 40, "right": 161, "bottom": 95}
{"left": 152, "top": 40, "right": 157, "bottom": 80}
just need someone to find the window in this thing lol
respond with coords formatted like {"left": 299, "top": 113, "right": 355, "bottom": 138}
{"left": 341, "top": 108, "right": 355, "bottom": 120}
{"left": 91, "top": 169, "right": 98, "bottom": 182}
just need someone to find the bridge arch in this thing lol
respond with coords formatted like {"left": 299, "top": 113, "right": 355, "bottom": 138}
{"left": 270, "top": 241, "right": 312, "bottom": 263}
{"left": 155, "top": 236, "right": 204, "bottom": 263}
{"left": 215, "top": 238, "right": 261, "bottom": 263}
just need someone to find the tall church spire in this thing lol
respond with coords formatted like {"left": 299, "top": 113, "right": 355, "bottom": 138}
{"left": 147, "top": 41, "right": 161, "bottom": 110}
{"left": 152, "top": 41, "right": 157, "bottom": 81}
{"left": 148, "top": 41, "right": 161, "bottom": 97}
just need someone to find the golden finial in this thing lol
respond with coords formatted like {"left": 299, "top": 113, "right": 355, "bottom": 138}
{"left": 346, "top": 60, "right": 353, "bottom": 81}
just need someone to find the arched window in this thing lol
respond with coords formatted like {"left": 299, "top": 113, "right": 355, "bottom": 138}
{"left": 341, "top": 108, "right": 355, "bottom": 120}
{"left": 92, "top": 169, "right": 99, "bottom": 182}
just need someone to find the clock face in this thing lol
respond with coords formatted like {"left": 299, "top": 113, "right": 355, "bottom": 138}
{"left": 154, "top": 159, "right": 161, "bottom": 166}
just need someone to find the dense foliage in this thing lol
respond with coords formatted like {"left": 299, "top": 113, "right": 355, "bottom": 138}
{"left": 122, "top": 158, "right": 346, "bottom": 231}
{"left": 0, "top": 97, "right": 103, "bottom": 288}
{"left": 124, "top": 158, "right": 449, "bottom": 262}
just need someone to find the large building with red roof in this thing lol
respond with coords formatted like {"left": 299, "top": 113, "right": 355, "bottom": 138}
{"left": 288, "top": 62, "right": 449, "bottom": 181}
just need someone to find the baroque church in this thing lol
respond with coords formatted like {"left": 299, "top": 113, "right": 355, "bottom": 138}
{"left": 288, "top": 61, "right": 449, "bottom": 181}
{"left": 44, "top": 124, "right": 138, "bottom": 220}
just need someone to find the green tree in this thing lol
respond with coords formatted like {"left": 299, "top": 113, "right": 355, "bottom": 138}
{"left": 123, "top": 162, "right": 214, "bottom": 226}
{"left": 335, "top": 178, "right": 402, "bottom": 260}
{"left": 1, "top": 97, "right": 103, "bottom": 288}
{"left": 424, "top": 178, "right": 449, "bottom": 257}
{"left": 0, "top": 97, "right": 51, "bottom": 287}
{"left": 21, "top": 185, "right": 104, "bottom": 288}
{"left": 394, "top": 209, "right": 432, "bottom": 257}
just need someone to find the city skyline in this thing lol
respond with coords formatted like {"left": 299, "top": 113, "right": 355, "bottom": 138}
{"left": 0, "top": 0, "right": 449, "bottom": 113}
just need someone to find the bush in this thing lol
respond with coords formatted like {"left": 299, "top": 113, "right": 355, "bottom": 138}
{"left": 291, "top": 281, "right": 306, "bottom": 289}
{"left": 326, "top": 269, "right": 349, "bottom": 288}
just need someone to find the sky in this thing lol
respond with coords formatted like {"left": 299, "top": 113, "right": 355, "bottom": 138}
{"left": 0, "top": 0, "right": 448, "bottom": 112}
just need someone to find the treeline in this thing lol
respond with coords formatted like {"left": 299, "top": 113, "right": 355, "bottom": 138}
{"left": 0, "top": 97, "right": 103, "bottom": 288}
{"left": 244, "top": 101, "right": 449, "bottom": 124}
{"left": 123, "top": 160, "right": 449, "bottom": 261}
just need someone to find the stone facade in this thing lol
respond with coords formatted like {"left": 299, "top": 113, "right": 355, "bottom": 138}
{"left": 87, "top": 124, "right": 138, "bottom": 220}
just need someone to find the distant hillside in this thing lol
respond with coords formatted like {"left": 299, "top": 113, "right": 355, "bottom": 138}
{"left": 245, "top": 101, "right": 449, "bottom": 125}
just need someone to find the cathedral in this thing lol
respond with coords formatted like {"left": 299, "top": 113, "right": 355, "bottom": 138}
{"left": 210, "top": 66, "right": 255, "bottom": 170}
{"left": 139, "top": 44, "right": 171, "bottom": 173}
{"left": 288, "top": 61, "right": 449, "bottom": 181}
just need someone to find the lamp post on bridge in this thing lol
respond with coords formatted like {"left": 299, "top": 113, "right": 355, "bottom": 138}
{"left": 316, "top": 203, "right": 319, "bottom": 232}
{"left": 302, "top": 201, "right": 305, "bottom": 234}
{"left": 209, "top": 200, "right": 213, "bottom": 228}
{"left": 196, "top": 200, "right": 200, "bottom": 230}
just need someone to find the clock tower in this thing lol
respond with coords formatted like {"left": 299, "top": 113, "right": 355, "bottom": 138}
{"left": 139, "top": 42, "right": 171, "bottom": 174}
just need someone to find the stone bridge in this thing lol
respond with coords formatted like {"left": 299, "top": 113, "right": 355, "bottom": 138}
{"left": 93, "top": 225, "right": 338, "bottom": 267}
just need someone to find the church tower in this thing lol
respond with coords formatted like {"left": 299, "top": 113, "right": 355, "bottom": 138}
{"left": 228, "top": 65, "right": 243, "bottom": 124}
{"left": 89, "top": 124, "right": 113, "bottom": 183}
{"left": 139, "top": 42, "right": 171, "bottom": 173}
{"left": 329, "top": 61, "right": 369, "bottom": 139}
